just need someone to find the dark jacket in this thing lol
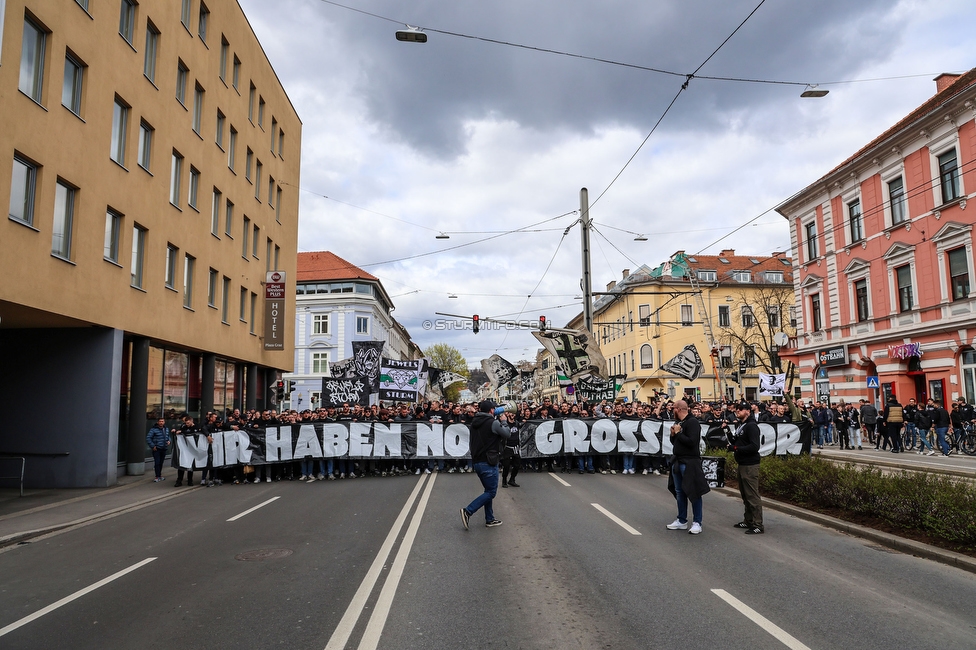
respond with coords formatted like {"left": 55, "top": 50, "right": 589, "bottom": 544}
{"left": 731, "top": 414, "right": 762, "bottom": 466}
{"left": 670, "top": 415, "right": 702, "bottom": 459}
{"left": 931, "top": 406, "right": 950, "bottom": 429}
{"left": 811, "top": 407, "right": 831, "bottom": 427}
{"left": 667, "top": 459, "right": 711, "bottom": 502}
{"left": 146, "top": 425, "right": 169, "bottom": 449}
{"left": 469, "top": 411, "right": 510, "bottom": 463}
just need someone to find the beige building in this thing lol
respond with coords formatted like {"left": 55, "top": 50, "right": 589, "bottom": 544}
{"left": 574, "top": 251, "right": 796, "bottom": 403}
{"left": 0, "top": 0, "right": 301, "bottom": 486}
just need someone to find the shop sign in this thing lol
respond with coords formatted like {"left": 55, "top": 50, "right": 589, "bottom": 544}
{"left": 818, "top": 345, "right": 847, "bottom": 367}
{"left": 264, "top": 271, "right": 286, "bottom": 351}
{"left": 888, "top": 342, "right": 922, "bottom": 360}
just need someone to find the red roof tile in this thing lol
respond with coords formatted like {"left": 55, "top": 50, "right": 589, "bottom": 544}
{"left": 296, "top": 251, "right": 378, "bottom": 283}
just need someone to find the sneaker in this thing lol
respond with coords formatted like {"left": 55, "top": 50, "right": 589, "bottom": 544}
{"left": 339, "top": 473, "right": 345, "bottom": 479}
{"left": 502, "top": 482, "right": 508, "bottom": 488}
{"left": 349, "top": 473, "right": 357, "bottom": 479}
{"left": 424, "top": 468, "right": 431, "bottom": 474}
{"left": 610, "top": 469, "right": 616, "bottom": 475}
{"left": 265, "top": 477, "right": 272, "bottom": 483}
{"left": 666, "top": 519, "right": 688, "bottom": 530}
{"left": 459, "top": 508, "right": 470, "bottom": 530}
{"left": 317, "top": 474, "right": 326, "bottom": 480}
{"left": 153, "top": 477, "right": 162, "bottom": 482}
{"left": 733, "top": 521, "right": 750, "bottom": 528}
{"left": 509, "top": 481, "right": 520, "bottom": 487}
{"left": 485, "top": 519, "right": 503, "bottom": 528}
{"left": 307, "top": 476, "right": 316, "bottom": 482}
{"left": 744, "top": 526, "right": 764, "bottom": 535}
{"left": 328, "top": 474, "right": 336, "bottom": 480}
{"left": 174, "top": 481, "right": 183, "bottom": 487}
{"left": 299, "top": 475, "right": 307, "bottom": 481}
{"left": 652, "top": 469, "right": 661, "bottom": 475}
{"left": 208, "top": 481, "right": 215, "bottom": 487}
{"left": 927, "top": 450, "right": 936, "bottom": 456}
{"left": 642, "top": 469, "right": 648, "bottom": 475}
{"left": 689, "top": 522, "right": 703, "bottom": 535}
{"left": 448, "top": 467, "right": 455, "bottom": 473}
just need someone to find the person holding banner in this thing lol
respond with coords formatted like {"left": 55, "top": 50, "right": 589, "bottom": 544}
{"left": 729, "top": 402, "right": 764, "bottom": 534}
{"left": 460, "top": 401, "right": 511, "bottom": 530}
{"left": 666, "top": 400, "right": 708, "bottom": 535}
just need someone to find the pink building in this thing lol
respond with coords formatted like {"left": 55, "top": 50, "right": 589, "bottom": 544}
{"left": 777, "top": 70, "right": 976, "bottom": 408}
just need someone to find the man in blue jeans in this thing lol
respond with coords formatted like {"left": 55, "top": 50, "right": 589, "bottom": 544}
{"left": 460, "top": 400, "right": 511, "bottom": 530}
{"left": 666, "top": 400, "right": 709, "bottom": 535}
{"left": 146, "top": 418, "right": 170, "bottom": 482}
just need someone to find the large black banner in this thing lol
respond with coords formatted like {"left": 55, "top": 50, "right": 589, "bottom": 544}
{"left": 176, "top": 419, "right": 810, "bottom": 468}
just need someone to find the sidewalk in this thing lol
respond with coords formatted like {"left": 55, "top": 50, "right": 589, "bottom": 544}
{"left": 0, "top": 466, "right": 198, "bottom": 548}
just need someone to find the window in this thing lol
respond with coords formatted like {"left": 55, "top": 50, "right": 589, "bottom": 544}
{"left": 274, "top": 245, "right": 280, "bottom": 271}
{"left": 131, "top": 225, "right": 146, "bottom": 288}
{"left": 228, "top": 127, "right": 237, "bottom": 170}
{"left": 192, "top": 83, "right": 204, "bottom": 134}
{"left": 181, "top": 0, "right": 192, "bottom": 30}
{"left": 252, "top": 224, "right": 260, "bottom": 258}
{"left": 9, "top": 155, "right": 38, "bottom": 226}
{"left": 197, "top": 3, "right": 209, "bottom": 42}
{"left": 718, "top": 304, "right": 730, "bottom": 327}
{"left": 211, "top": 188, "right": 221, "bottom": 235}
{"left": 938, "top": 149, "right": 961, "bottom": 204}
{"left": 719, "top": 346, "right": 732, "bottom": 368}
{"left": 768, "top": 305, "right": 780, "bottom": 328}
{"left": 119, "top": 0, "right": 136, "bottom": 44}
{"left": 245, "top": 148, "right": 253, "bottom": 180}
{"left": 111, "top": 98, "right": 129, "bottom": 165}
{"left": 745, "top": 345, "right": 756, "bottom": 368}
{"left": 948, "top": 247, "right": 970, "bottom": 301}
{"left": 249, "top": 293, "right": 257, "bottom": 333}
{"left": 239, "top": 286, "right": 248, "bottom": 321}
{"left": 20, "top": 18, "right": 46, "bottom": 103}
{"left": 268, "top": 176, "right": 275, "bottom": 207}
{"left": 221, "top": 276, "right": 230, "bottom": 323}
{"left": 183, "top": 255, "right": 195, "bottom": 308}
{"left": 275, "top": 186, "right": 282, "bottom": 222}
{"left": 215, "top": 110, "right": 225, "bottom": 148}
{"left": 266, "top": 238, "right": 272, "bottom": 272}
{"left": 805, "top": 221, "right": 818, "bottom": 261}
{"left": 810, "top": 294, "right": 822, "bottom": 332}
{"left": 356, "top": 316, "right": 369, "bottom": 334}
{"left": 258, "top": 96, "right": 265, "bottom": 127}
{"left": 188, "top": 166, "right": 200, "bottom": 209}
{"left": 170, "top": 151, "right": 183, "bottom": 206}
{"left": 278, "top": 130, "right": 285, "bottom": 157}
{"left": 219, "top": 37, "right": 229, "bottom": 81}
{"left": 848, "top": 198, "right": 863, "bottom": 243}
{"left": 314, "top": 313, "right": 330, "bottom": 335}
{"left": 638, "top": 304, "right": 651, "bottom": 326}
{"left": 696, "top": 270, "right": 716, "bottom": 282}
{"left": 855, "top": 279, "right": 869, "bottom": 321}
{"left": 62, "top": 52, "right": 84, "bottom": 115}
{"left": 731, "top": 270, "right": 751, "bottom": 283}
{"left": 165, "top": 244, "right": 178, "bottom": 288}
{"left": 312, "top": 352, "right": 329, "bottom": 374}
{"left": 248, "top": 83, "right": 255, "bottom": 122}
{"left": 892, "top": 265, "right": 912, "bottom": 312}
{"left": 270, "top": 118, "right": 277, "bottom": 152}
{"left": 765, "top": 271, "right": 784, "bottom": 283}
{"left": 138, "top": 120, "right": 153, "bottom": 171}
{"left": 640, "top": 344, "right": 653, "bottom": 369}
{"left": 176, "top": 60, "right": 188, "bottom": 105}
{"left": 232, "top": 56, "right": 241, "bottom": 90}
{"left": 224, "top": 199, "right": 234, "bottom": 236}
{"left": 242, "top": 216, "right": 250, "bottom": 258}
{"left": 254, "top": 161, "right": 262, "bottom": 199}
{"left": 143, "top": 21, "right": 159, "bottom": 83}
{"left": 104, "top": 210, "right": 122, "bottom": 262}
{"left": 76, "top": 0, "right": 89, "bottom": 10}
{"left": 741, "top": 306, "right": 754, "bottom": 328}
{"left": 51, "top": 181, "right": 76, "bottom": 260}
{"left": 680, "top": 304, "right": 693, "bottom": 326}
{"left": 889, "top": 176, "right": 907, "bottom": 224}
{"left": 208, "top": 269, "right": 218, "bottom": 307}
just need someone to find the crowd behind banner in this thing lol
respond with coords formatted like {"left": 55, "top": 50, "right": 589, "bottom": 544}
{"left": 168, "top": 395, "right": 813, "bottom": 483}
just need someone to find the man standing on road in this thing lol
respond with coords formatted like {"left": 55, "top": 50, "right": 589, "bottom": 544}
{"left": 729, "top": 402, "right": 763, "bottom": 534}
{"left": 147, "top": 418, "right": 170, "bottom": 482}
{"left": 666, "top": 400, "right": 708, "bottom": 535}
{"left": 929, "top": 398, "right": 952, "bottom": 456}
{"left": 881, "top": 396, "right": 904, "bottom": 453}
{"left": 460, "top": 401, "right": 511, "bottom": 530}
{"left": 859, "top": 399, "right": 878, "bottom": 447}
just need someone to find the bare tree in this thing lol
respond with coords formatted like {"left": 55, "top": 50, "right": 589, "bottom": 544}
{"left": 718, "top": 281, "right": 797, "bottom": 374}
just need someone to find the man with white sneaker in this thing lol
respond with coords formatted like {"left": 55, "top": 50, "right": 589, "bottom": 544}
{"left": 666, "top": 400, "right": 708, "bottom": 535}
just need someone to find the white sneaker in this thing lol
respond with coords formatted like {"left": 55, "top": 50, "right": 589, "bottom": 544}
{"left": 424, "top": 468, "right": 431, "bottom": 474}
{"left": 339, "top": 473, "right": 346, "bottom": 479}
{"left": 666, "top": 519, "right": 689, "bottom": 530}
{"left": 317, "top": 474, "right": 326, "bottom": 480}
{"left": 689, "top": 522, "right": 703, "bottom": 535}
{"left": 299, "top": 475, "right": 308, "bottom": 481}
{"left": 306, "top": 476, "right": 316, "bottom": 482}
{"left": 926, "top": 450, "right": 936, "bottom": 456}
{"left": 641, "top": 469, "right": 648, "bottom": 475}
{"left": 415, "top": 468, "right": 421, "bottom": 475}
{"left": 265, "top": 477, "right": 271, "bottom": 483}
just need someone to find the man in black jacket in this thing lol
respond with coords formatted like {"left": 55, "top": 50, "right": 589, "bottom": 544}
{"left": 666, "top": 400, "right": 708, "bottom": 535}
{"left": 460, "top": 401, "right": 511, "bottom": 530}
{"left": 730, "top": 402, "right": 763, "bottom": 534}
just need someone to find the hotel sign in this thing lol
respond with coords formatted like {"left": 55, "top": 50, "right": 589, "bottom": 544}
{"left": 264, "top": 271, "right": 286, "bottom": 350}
{"left": 817, "top": 345, "right": 847, "bottom": 367}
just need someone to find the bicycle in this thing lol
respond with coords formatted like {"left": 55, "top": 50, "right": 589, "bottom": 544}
{"left": 944, "top": 423, "right": 976, "bottom": 456}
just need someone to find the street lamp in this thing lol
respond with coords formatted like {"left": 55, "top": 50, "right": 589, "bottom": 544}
{"left": 435, "top": 232, "right": 450, "bottom": 239}
{"left": 800, "top": 84, "right": 829, "bottom": 98}
{"left": 634, "top": 234, "right": 648, "bottom": 241}
{"left": 395, "top": 26, "right": 427, "bottom": 43}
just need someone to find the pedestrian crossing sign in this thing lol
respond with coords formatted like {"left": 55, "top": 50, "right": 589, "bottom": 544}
{"left": 867, "top": 376, "right": 880, "bottom": 388}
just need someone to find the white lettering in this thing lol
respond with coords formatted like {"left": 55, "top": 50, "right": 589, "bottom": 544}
{"left": 415, "top": 423, "right": 443, "bottom": 457}
{"left": 348, "top": 422, "right": 373, "bottom": 457}
{"left": 372, "top": 423, "right": 401, "bottom": 457}
{"left": 322, "top": 423, "right": 348, "bottom": 457}
{"left": 292, "top": 424, "right": 322, "bottom": 459}
{"left": 444, "top": 423, "right": 469, "bottom": 457}
{"left": 617, "top": 419, "right": 639, "bottom": 453}
{"left": 590, "top": 419, "right": 617, "bottom": 453}
{"left": 534, "top": 420, "right": 562, "bottom": 455}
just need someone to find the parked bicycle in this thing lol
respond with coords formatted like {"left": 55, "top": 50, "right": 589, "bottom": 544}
{"left": 945, "top": 423, "right": 976, "bottom": 456}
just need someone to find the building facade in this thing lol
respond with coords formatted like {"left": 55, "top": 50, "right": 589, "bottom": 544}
{"left": 777, "top": 70, "right": 976, "bottom": 408}
{"left": 0, "top": 0, "right": 301, "bottom": 486}
{"left": 578, "top": 251, "right": 795, "bottom": 404}
{"left": 284, "top": 251, "right": 418, "bottom": 410}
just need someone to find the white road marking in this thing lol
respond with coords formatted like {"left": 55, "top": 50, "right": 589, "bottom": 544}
{"left": 711, "top": 589, "right": 811, "bottom": 650}
{"left": 548, "top": 472, "right": 572, "bottom": 487}
{"left": 358, "top": 472, "right": 437, "bottom": 650}
{"left": 0, "top": 557, "right": 157, "bottom": 637}
{"left": 226, "top": 496, "right": 280, "bottom": 521}
{"left": 590, "top": 503, "right": 642, "bottom": 535}
{"left": 324, "top": 474, "right": 429, "bottom": 650}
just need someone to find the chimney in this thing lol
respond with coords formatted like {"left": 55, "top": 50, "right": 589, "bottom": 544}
{"left": 720, "top": 249, "right": 735, "bottom": 257}
{"left": 606, "top": 280, "right": 616, "bottom": 291}
{"left": 935, "top": 73, "right": 962, "bottom": 94}
{"left": 621, "top": 269, "right": 630, "bottom": 280}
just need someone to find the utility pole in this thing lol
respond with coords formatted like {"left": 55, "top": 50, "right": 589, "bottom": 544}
{"left": 580, "top": 188, "right": 593, "bottom": 335}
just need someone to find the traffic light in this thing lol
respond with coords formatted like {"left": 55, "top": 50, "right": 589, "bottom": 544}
{"left": 472, "top": 314, "right": 479, "bottom": 334}
{"left": 284, "top": 379, "right": 293, "bottom": 394}
{"left": 728, "top": 371, "right": 739, "bottom": 383}
{"left": 275, "top": 380, "right": 285, "bottom": 402}
{"left": 539, "top": 315, "right": 547, "bottom": 332}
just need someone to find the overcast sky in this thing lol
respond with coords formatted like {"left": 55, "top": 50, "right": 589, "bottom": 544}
{"left": 238, "top": 0, "right": 976, "bottom": 366}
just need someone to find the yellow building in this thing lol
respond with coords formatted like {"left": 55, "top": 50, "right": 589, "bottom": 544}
{"left": 579, "top": 250, "right": 795, "bottom": 403}
{"left": 0, "top": 0, "right": 301, "bottom": 486}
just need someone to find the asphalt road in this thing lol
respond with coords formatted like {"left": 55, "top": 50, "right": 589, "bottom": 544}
{"left": 1, "top": 470, "right": 974, "bottom": 649}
